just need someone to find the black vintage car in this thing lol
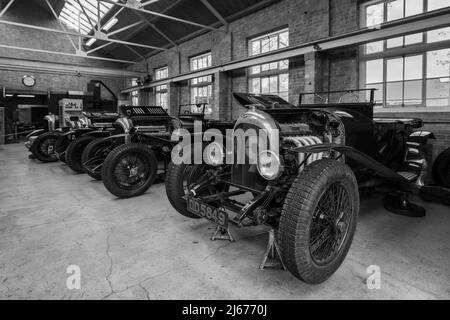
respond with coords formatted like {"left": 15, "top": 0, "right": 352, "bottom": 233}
{"left": 25, "top": 113, "right": 89, "bottom": 163}
{"left": 165, "top": 89, "right": 450, "bottom": 284}
{"left": 91, "top": 104, "right": 233, "bottom": 198}
{"left": 54, "top": 111, "right": 119, "bottom": 172}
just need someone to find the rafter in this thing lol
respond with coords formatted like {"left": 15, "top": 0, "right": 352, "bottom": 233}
{"left": 0, "top": 0, "right": 15, "bottom": 17}
{"left": 199, "top": 0, "right": 228, "bottom": 28}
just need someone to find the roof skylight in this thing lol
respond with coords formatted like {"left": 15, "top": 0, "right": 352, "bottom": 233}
{"left": 59, "top": 0, "right": 118, "bottom": 35}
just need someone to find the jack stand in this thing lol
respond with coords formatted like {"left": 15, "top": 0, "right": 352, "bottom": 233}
{"left": 211, "top": 225, "right": 235, "bottom": 242}
{"left": 260, "top": 229, "right": 286, "bottom": 270}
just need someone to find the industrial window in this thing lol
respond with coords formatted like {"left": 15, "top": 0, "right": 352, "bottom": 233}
{"left": 154, "top": 67, "right": 169, "bottom": 111}
{"left": 248, "top": 29, "right": 289, "bottom": 101}
{"left": 131, "top": 78, "right": 139, "bottom": 107}
{"left": 58, "top": 0, "right": 119, "bottom": 46}
{"left": 190, "top": 53, "right": 213, "bottom": 104}
{"left": 361, "top": 0, "right": 450, "bottom": 108}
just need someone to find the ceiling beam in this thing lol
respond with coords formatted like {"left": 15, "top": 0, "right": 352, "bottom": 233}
{"left": 45, "top": 0, "right": 78, "bottom": 52}
{"left": 199, "top": 0, "right": 228, "bottom": 28}
{"left": 133, "top": 11, "right": 177, "bottom": 47}
{"left": 0, "top": 19, "right": 172, "bottom": 52}
{"left": 0, "top": 43, "right": 138, "bottom": 64}
{"left": 99, "top": 0, "right": 225, "bottom": 32}
{"left": 0, "top": 57, "right": 145, "bottom": 78}
{"left": 0, "top": 0, "right": 15, "bottom": 17}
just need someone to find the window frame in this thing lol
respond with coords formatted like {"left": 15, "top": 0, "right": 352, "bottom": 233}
{"left": 189, "top": 52, "right": 214, "bottom": 105}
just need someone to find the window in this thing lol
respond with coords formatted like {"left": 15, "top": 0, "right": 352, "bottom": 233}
{"left": 248, "top": 29, "right": 289, "bottom": 100}
{"left": 361, "top": 1, "right": 450, "bottom": 108}
{"left": 190, "top": 53, "right": 213, "bottom": 104}
{"left": 131, "top": 78, "right": 139, "bottom": 107}
{"left": 154, "top": 66, "right": 169, "bottom": 111}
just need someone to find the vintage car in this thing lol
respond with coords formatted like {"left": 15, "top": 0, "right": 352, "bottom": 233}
{"left": 54, "top": 111, "right": 119, "bottom": 173}
{"left": 165, "top": 89, "right": 450, "bottom": 284}
{"left": 85, "top": 104, "right": 233, "bottom": 198}
{"left": 25, "top": 113, "right": 89, "bottom": 163}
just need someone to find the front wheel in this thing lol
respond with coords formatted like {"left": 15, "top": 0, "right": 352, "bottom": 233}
{"left": 432, "top": 147, "right": 450, "bottom": 188}
{"left": 101, "top": 143, "right": 158, "bottom": 198}
{"left": 278, "top": 159, "right": 359, "bottom": 284}
{"left": 66, "top": 135, "right": 96, "bottom": 173}
{"left": 82, "top": 138, "right": 118, "bottom": 180}
{"left": 30, "top": 132, "right": 62, "bottom": 163}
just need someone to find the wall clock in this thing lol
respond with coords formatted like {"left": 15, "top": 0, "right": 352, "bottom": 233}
{"left": 22, "top": 75, "right": 36, "bottom": 87}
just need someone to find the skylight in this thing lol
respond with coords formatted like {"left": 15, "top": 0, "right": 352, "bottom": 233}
{"left": 59, "top": 0, "right": 118, "bottom": 35}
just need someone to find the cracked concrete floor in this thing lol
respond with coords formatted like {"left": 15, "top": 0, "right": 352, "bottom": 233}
{"left": 0, "top": 143, "right": 449, "bottom": 300}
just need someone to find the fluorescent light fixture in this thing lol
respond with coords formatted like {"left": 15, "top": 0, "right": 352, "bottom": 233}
{"left": 85, "top": 38, "right": 97, "bottom": 47}
{"left": 17, "top": 95, "right": 35, "bottom": 98}
{"left": 6, "top": 94, "right": 13, "bottom": 97}
{"left": 102, "top": 18, "right": 119, "bottom": 31}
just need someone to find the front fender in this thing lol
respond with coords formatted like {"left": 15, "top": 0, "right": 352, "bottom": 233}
{"left": 103, "top": 133, "right": 131, "bottom": 144}
{"left": 82, "top": 130, "right": 112, "bottom": 138}
{"left": 290, "top": 143, "right": 409, "bottom": 183}
{"left": 26, "top": 129, "right": 45, "bottom": 139}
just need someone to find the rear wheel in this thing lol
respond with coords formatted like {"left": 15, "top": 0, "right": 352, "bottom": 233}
{"left": 433, "top": 147, "right": 450, "bottom": 187}
{"left": 30, "top": 132, "right": 61, "bottom": 163}
{"left": 82, "top": 138, "right": 118, "bottom": 180}
{"left": 101, "top": 143, "right": 158, "bottom": 198}
{"left": 278, "top": 159, "right": 359, "bottom": 284}
{"left": 66, "top": 135, "right": 96, "bottom": 173}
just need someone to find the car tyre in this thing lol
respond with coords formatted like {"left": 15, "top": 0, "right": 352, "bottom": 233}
{"left": 30, "top": 132, "right": 61, "bottom": 163}
{"left": 66, "top": 135, "right": 96, "bottom": 173}
{"left": 102, "top": 143, "right": 158, "bottom": 198}
{"left": 432, "top": 147, "right": 450, "bottom": 188}
{"left": 278, "top": 159, "right": 359, "bottom": 284}
{"left": 82, "top": 138, "right": 117, "bottom": 180}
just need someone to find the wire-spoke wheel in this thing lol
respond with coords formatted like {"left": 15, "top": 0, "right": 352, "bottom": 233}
{"left": 102, "top": 143, "right": 158, "bottom": 198}
{"left": 82, "top": 138, "right": 118, "bottom": 180}
{"left": 30, "top": 132, "right": 62, "bottom": 163}
{"left": 66, "top": 135, "right": 96, "bottom": 173}
{"left": 279, "top": 159, "right": 359, "bottom": 284}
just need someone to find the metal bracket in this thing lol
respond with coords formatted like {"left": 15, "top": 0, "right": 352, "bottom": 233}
{"left": 259, "top": 229, "right": 286, "bottom": 271}
{"left": 211, "top": 225, "right": 235, "bottom": 242}
{"left": 94, "top": 30, "right": 108, "bottom": 41}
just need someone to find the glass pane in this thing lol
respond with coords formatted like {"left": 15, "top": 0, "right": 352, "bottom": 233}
{"left": 262, "top": 64, "right": 270, "bottom": 72}
{"left": 261, "top": 78, "right": 270, "bottom": 93}
{"left": 386, "top": 81, "right": 404, "bottom": 106}
{"left": 251, "top": 78, "right": 260, "bottom": 93}
{"left": 251, "top": 41, "right": 260, "bottom": 55}
{"left": 279, "top": 31, "right": 289, "bottom": 48}
{"left": 405, "top": 33, "right": 423, "bottom": 45}
{"left": 427, "top": 0, "right": 450, "bottom": 11}
{"left": 387, "top": 58, "right": 404, "bottom": 82}
{"left": 269, "top": 62, "right": 278, "bottom": 70}
{"left": 207, "top": 54, "right": 212, "bottom": 67}
{"left": 366, "top": 41, "right": 384, "bottom": 54}
{"left": 279, "top": 73, "right": 289, "bottom": 93}
{"left": 251, "top": 65, "right": 261, "bottom": 74}
{"left": 269, "top": 76, "right": 278, "bottom": 93}
{"left": 279, "top": 60, "right": 289, "bottom": 69}
{"left": 366, "top": 59, "right": 384, "bottom": 83}
{"left": 192, "top": 59, "right": 198, "bottom": 71}
{"left": 427, "top": 27, "right": 450, "bottom": 43}
{"left": 387, "top": 36, "right": 404, "bottom": 48}
{"left": 426, "top": 78, "right": 450, "bottom": 106}
{"left": 269, "top": 36, "right": 278, "bottom": 51}
{"left": 405, "top": 55, "right": 423, "bottom": 80}
{"left": 261, "top": 38, "right": 270, "bottom": 53}
{"left": 366, "top": 3, "right": 384, "bottom": 26}
{"left": 405, "top": 0, "right": 423, "bottom": 16}
{"left": 404, "top": 80, "right": 423, "bottom": 105}
{"left": 387, "top": 0, "right": 404, "bottom": 21}
{"left": 427, "top": 49, "right": 450, "bottom": 78}
{"left": 366, "top": 83, "right": 383, "bottom": 105}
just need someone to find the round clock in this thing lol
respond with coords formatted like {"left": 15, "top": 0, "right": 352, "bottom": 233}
{"left": 22, "top": 75, "right": 36, "bottom": 87}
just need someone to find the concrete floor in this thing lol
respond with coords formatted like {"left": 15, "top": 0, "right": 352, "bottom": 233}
{"left": 0, "top": 143, "right": 449, "bottom": 300}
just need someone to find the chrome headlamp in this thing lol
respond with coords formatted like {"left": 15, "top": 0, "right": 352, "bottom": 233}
{"left": 204, "top": 142, "right": 224, "bottom": 166}
{"left": 257, "top": 150, "right": 282, "bottom": 180}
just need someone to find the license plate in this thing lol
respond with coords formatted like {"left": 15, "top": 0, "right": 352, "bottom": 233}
{"left": 187, "top": 197, "right": 228, "bottom": 228}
